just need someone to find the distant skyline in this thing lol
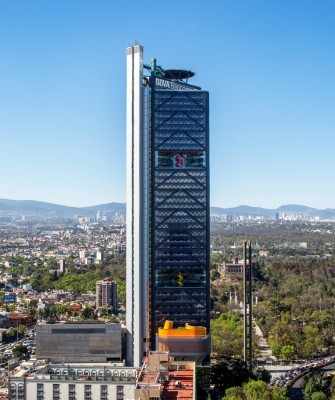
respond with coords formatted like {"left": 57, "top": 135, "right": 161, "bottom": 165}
{"left": 1, "top": 1, "right": 334, "bottom": 209}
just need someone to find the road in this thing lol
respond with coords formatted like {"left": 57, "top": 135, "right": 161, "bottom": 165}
{"left": 288, "top": 362, "right": 335, "bottom": 400}
{"left": 254, "top": 323, "right": 276, "bottom": 363}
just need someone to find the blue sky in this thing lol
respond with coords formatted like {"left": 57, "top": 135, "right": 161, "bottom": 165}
{"left": 0, "top": 1, "right": 334, "bottom": 209}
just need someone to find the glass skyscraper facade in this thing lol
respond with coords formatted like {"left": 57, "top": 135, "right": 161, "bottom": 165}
{"left": 151, "top": 83, "right": 210, "bottom": 334}
{"left": 126, "top": 45, "right": 210, "bottom": 367}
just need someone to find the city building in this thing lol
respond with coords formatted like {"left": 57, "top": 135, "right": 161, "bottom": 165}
{"left": 9, "top": 353, "right": 197, "bottom": 400}
{"left": 134, "top": 351, "right": 196, "bottom": 400}
{"left": 96, "top": 278, "right": 117, "bottom": 310}
{"left": 219, "top": 258, "right": 244, "bottom": 275}
{"left": 126, "top": 45, "right": 210, "bottom": 367}
{"left": 79, "top": 248, "right": 86, "bottom": 261}
{"left": 58, "top": 259, "right": 66, "bottom": 273}
{"left": 36, "top": 322, "right": 122, "bottom": 363}
{"left": 9, "top": 361, "right": 138, "bottom": 400}
{"left": 8, "top": 312, "right": 35, "bottom": 328}
{"left": 96, "top": 250, "right": 104, "bottom": 262}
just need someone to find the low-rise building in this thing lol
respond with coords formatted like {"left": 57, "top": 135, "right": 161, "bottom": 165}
{"left": 9, "top": 361, "right": 138, "bottom": 400}
{"left": 135, "top": 351, "right": 196, "bottom": 400}
{"left": 219, "top": 258, "right": 244, "bottom": 274}
{"left": 8, "top": 313, "right": 35, "bottom": 328}
{"left": 36, "top": 322, "right": 122, "bottom": 363}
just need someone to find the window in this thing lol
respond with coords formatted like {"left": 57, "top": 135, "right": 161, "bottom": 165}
{"left": 117, "top": 386, "right": 124, "bottom": 400}
{"left": 10, "top": 383, "right": 16, "bottom": 397}
{"left": 37, "top": 383, "right": 44, "bottom": 400}
{"left": 52, "top": 328, "right": 105, "bottom": 334}
{"left": 53, "top": 384, "right": 60, "bottom": 400}
{"left": 69, "top": 384, "right": 76, "bottom": 400}
{"left": 101, "top": 385, "right": 108, "bottom": 399}
{"left": 18, "top": 383, "right": 24, "bottom": 396}
{"left": 85, "top": 385, "right": 92, "bottom": 400}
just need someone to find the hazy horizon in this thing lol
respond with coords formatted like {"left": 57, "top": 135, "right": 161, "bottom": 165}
{"left": 0, "top": 197, "right": 333, "bottom": 212}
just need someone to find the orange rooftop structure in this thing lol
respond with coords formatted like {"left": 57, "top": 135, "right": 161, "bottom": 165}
{"left": 157, "top": 320, "right": 209, "bottom": 365}
{"left": 135, "top": 351, "right": 195, "bottom": 400}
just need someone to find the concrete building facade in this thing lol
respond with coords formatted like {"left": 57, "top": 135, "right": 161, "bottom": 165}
{"left": 36, "top": 322, "right": 122, "bottom": 363}
{"left": 9, "top": 362, "right": 137, "bottom": 400}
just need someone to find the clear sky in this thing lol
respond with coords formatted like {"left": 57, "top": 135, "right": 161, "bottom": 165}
{"left": 0, "top": 1, "right": 334, "bottom": 209}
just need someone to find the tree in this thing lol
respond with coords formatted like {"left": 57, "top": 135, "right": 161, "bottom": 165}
{"left": 117, "top": 281, "right": 126, "bottom": 305}
{"left": 329, "top": 375, "right": 335, "bottom": 398}
{"left": 40, "top": 306, "right": 58, "bottom": 322}
{"left": 13, "top": 344, "right": 28, "bottom": 358}
{"left": 0, "top": 292, "right": 4, "bottom": 306}
{"left": 51, "top": 270, "right": 58, "bottom": 281}
{"left": 221, "top": 382, "right": 289, "bottom": 400}
{"left": 80, "top": 306, "right": 96, "bottom": 320}
{"left": 280, "top": 345, "right": 295, "bottom": 362}
{"left": 98, "top": 307, "right": 108, "bottom": 317}
{"left": 269, "top": 320, "right": 295, "bottom": 356}
{"left": 271, "top": 387, "right": 289, "bottom": 400}
{"left": 5, "top": 327, "right": 16, "bottom": 342}
{"left": 210, "top": 359, "right": 252, "bottom": 395}
{"left": 107, "top": 315, "right": 119, "bottom": 323}
{"left": 303, "top": 378, "right": 321, "bottom": 400}
{"left": 222, "top": 386, "right": 245, "bottom": 400}
{"left": 52, "top": 304, "right": 67, "bottom": 318}
{"left": 17, "top": 325, "right": 25, "bottom": 338}
{"left": 270, "top": 342, "right": 282, "bottom": 359}
{"left": 243, "top": 380, "right": 269, "bottom": 400}
{"left": 311, "top": 392, "right": 327, "bottom": 400}
{"left": 211, "top": 312, "right": 243, "bottom": 358}
{"left": 28, "top": 299, "right": 38, "bottom": 316}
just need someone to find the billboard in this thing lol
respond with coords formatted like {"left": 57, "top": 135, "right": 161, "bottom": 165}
{"left": 4, "top": 294, "right": 16, "bottom": 303}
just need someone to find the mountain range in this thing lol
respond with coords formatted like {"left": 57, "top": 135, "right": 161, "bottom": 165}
{"left": 211, "top": 204, "right": 335, "bottom": 220}
{"left": 0, "top": 199, "right": 334, "bottom": 220}
{"left": 0, "top": 199, "right": 125, "bottom": 218}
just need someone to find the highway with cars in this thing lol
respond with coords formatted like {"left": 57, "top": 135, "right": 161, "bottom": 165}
{"left": 269, "top": 356, "right": 335, "bottom": 399}
{"left": 288, "top": 360, "right": 335, "bottom": 400}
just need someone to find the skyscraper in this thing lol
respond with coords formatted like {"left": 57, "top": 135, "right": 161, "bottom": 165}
{"left": 126, "top": 45, "right": 210, "bottom": 367}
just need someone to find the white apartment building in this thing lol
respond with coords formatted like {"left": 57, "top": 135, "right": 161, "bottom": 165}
{"left": 9, "top": 362, "right": 138, "bottom": 400}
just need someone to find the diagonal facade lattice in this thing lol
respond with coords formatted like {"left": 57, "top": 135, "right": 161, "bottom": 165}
{"left": 150, "top": 89, "right": 210, "bottom": 340}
